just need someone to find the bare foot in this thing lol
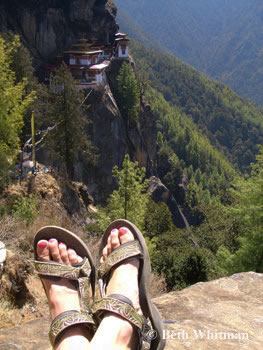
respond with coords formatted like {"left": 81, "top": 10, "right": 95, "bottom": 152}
{"left": 89, "top": 227, "right": 141, "bottom": 349}
{"left": 100, "top": 227, "right": 142, "bottom": 314}
{"left": 37, "top": 239, "right": 93, "bottom": 349}
{"left": 37, "top": 239, "right": 83, "bottom": 320}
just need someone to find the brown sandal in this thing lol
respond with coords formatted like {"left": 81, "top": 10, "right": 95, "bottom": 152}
{"left": 34, "top": 226, "right": 96, "bottom": 348}
{"left": 93, "top": 219, "right": 165, "bottom": 350}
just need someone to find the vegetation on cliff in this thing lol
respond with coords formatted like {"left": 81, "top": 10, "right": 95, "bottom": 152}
{"left": 0, "top": 35, "right": 34, "bottom": 190}
{"left": 42, "top": 63, "right": 97, "bottom": 179}
{"left": 117, "top": 62, "right": 140, "bottom": 125}
{"left": 130, "top": 39, "right": 263, "bottom": 173}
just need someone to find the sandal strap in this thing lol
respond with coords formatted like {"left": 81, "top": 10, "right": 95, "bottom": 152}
{"left": 93, "top": 295, "right": 144, "bottom": 328}
{"left": 92, "top": 295, "right": 155, "bottom": 350}
{"left": 34, "top": 258, "right": 91, "bottom": 310}
{"left": 98, "top": 240, "right": 142, "bottom": 279}
{"left": 34, "top": 257, "right": 91, "bottom": 279}
{"left": 49, "top": 310, "right": 95, "bottom": 348}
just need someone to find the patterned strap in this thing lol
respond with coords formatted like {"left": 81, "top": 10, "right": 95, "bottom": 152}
{"left": 92, "top": 296, "right": 155, "bottom": 350}
{"left": 49, "top": 310, "right": 95, "bottom": 347}
{"left": 98, "top": 240, "right": 142, "bottom": 279}
{"left": 34, "top": 258, "right": 91, "bottom": 310}
{"left": 93, "top": 296, "right": 144, "bottom": 328}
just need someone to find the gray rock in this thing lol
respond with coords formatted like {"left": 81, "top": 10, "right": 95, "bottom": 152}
{"left": 154, "top": 272, "right": 263, "bottom": 349}
{"left": 0, "top": 0, "right": 118, "bottom": 66}
{"left": 148, "top": 177, "right": 190, "bottom": 229}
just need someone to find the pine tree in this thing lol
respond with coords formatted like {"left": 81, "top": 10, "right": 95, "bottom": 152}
{"left": 5, "top": 32, "right": 47, "bottom": 142}
{"left": 97, "top": 154, "right": 149, "bottom": 231}
{"left": 117, "top": 62, "right": 140, "bottom": 125}
{"left": 45, "top": 63, "right": 96, "bottom": 179}
{"left": 0, "top": 35, "right": 34, "bottom": 189}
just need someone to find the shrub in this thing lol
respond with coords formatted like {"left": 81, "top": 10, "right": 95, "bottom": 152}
{"left": 12, "top": 195, "right": 38, "bottom": 225}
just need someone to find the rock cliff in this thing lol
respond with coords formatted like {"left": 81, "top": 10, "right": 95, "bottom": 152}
{"left": 0, "top": 0, "right": 118, "bottom": 66}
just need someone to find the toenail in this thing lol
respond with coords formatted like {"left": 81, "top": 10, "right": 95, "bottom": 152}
{"left": 49, "top": 239, "right": 56, "bottom": 243}
{"left": 38, "top": 241, "right": 47, "bottom": 249}
{"left": 59, "top": 242, "right": 65, "bottom": 246}
{"left": 111, "top": 229, "right": 118, "bottom": 234}
{"left": 119, "top": 227, "right": 128, "bottom": 235}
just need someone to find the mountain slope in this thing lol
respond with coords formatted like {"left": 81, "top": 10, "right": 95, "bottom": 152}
{"left": 115, "top": 0, "right": 263, "bottom": 105}
{"left": 116, "top": 7, "right": 166, "bottom": 53}
{"left": 130, "top": 39, "right": 263, "bottom": 172}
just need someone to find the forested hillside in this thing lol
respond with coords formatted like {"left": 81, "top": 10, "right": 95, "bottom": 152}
{"left": 115, "top": 0, "right": 263, "bottom": 105}
{"left": 130, "top": 40, "right": 263, "bottom": 173}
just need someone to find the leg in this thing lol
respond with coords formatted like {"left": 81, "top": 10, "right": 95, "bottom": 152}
{"left": 90, "top": 227, "right": 140, "bottom": 350}
{"left": 37, "top": 239, "right": 92, "bottom": 350}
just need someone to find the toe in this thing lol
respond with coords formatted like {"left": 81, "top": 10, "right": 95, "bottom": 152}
{"left": 58, "top": 242, "right": 70, "bottom": 265}
{"left": 49, "top": 239, "right": 63, "bottom": 263}
{"left": 101, "top": 245, "right": 108, "bottom": 263}
{"left": 119, "top": 227, "right": 134, "bottom": 244}
{"left": 68, "top": 249, "right": 82, "bottom": 265}
{"left": 107, "top": 235, "right": 112, "bottom": 255}
{"left": 37, "top": 240, "right": 50, "bottom": 261}
{"left": 110, "top": 229, "right": 120, "bottom": 250}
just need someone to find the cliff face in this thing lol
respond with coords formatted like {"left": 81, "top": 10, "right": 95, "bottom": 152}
{"left": 0, "top": 0, "right": 189, "bottom": 226}
{"left": 73, "top": 80, "right": 157, "bottom": 202}
{"left": 0, "top": 0, "right": 118, "bottom": 65}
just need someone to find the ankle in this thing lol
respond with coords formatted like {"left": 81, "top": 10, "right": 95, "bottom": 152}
{"left": 99, "top": 314, "right": 135, "bottom": 347}
{"left": 55, "top": 325, "right": 91, "bottom": 350}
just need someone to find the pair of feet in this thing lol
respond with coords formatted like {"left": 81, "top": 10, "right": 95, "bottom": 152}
{"left": 37, "top": 227, "right": 141, "bottom": 349}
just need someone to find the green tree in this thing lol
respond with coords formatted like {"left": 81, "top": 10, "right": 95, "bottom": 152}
{"left": 217, "top": 147, "right": 263, "bottom": 273}
{"left": 117, "top": 62, "right": 140, "bottom": 125}
{"left": 144, "top": 199, "right": 175, "bottom": 239}
{"left": 150, "top": 230, "right": 214, "bottom": 290}
{"left": 0, "top": 35, "right": 34, "bottom": 189}
{"left": 45, "top": 63, "right": 96, "bottom": 179}
{"left": 97, "top": 154, "right": 149, "bottom": 231}
{"left": 4, "top": 32, "right": 48, "bottom": 143}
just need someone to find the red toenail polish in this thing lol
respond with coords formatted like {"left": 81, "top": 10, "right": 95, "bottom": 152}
{"left": 119, "top": 227, "right": 128, "bottom": 235}
{"left": 111, "top": 229, "right": 118, "bottom": 234}
{"left": 49, "top": 239, "right": 56, "bottom": 243}
{"left": 38, "top": 241, "right": 47, "bottom": 249}
{"left": 59, "top": 242, "right": 64, "bottom": 246}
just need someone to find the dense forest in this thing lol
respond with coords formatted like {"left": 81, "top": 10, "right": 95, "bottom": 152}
{"left": 130, "top": 40, "right": 263, "bottom": 173}
{"left": 127, "top": 38, "right": 263, "bottom": 289}
{"left": 115, "top": 0, "right": 263, "bottom": 105}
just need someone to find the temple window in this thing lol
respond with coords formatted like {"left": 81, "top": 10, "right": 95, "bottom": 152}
{"left": 121, "top": 45, "right": 126, "bottom": 55}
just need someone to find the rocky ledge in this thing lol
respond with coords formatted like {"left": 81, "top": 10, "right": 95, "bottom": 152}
{"left": 0, "top": 272, "right": 262, "bottom": 349}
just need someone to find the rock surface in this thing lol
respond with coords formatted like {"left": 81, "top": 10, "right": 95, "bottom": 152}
{"left": 0, "top": 0, "right": 118, "bottom": 66}
{"left": 155, "top": 272, "right": 263, "bottom": 349}
{"left": 149, "top": 176, "right": 190, "bottom": 228}
{"left": 0, "top": 272, "right": 262, "bottom": 349}
{"left": 0, "top": 318, "right": 51, "bottom": 350}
